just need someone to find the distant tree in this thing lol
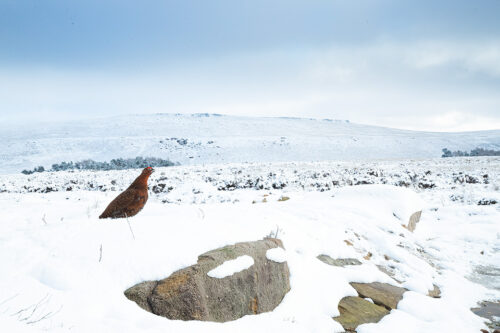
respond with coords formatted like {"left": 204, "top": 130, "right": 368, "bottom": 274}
{"left": 441, "top": 148, "right": 452, "bottom": 158}
{"left": 442, "top": 147, "right": 500, "bottom": 158}
{"left": 21, "top": 157, "right": 177, "bottom": 174}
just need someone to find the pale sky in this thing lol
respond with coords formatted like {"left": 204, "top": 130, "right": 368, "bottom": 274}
{"left": 1, "top": 0, "right": 499, "bottom": 131}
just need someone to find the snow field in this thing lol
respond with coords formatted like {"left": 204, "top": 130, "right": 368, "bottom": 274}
{"left": 0, "top": 159, "right": 498, "bottom": 332}
{"left": 1, "top": 113, "right": 499, "bottom": 174}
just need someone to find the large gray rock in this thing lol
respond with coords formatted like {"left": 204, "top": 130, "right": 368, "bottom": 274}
{"left": 333, "top": 296, "right": 390, "bottom": 332}
{"left": 125, "top": 238, "right": 290, "bottom": 322}
{"left": 350, "top": 282, "right": 407, "bottom": 310}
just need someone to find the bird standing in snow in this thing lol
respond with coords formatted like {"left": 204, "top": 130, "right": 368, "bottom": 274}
{"left": 99, "top": 167, "right": 155, "bottom": 219}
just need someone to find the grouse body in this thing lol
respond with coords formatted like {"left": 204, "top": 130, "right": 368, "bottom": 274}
{"left": 99, "top": 167, "right": 154, "bottom": 219}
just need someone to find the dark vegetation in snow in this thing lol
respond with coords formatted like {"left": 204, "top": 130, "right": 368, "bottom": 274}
{"left": 21, "top": 157, "right": 177, "bottom": 175}
{"left": 6, "top": 159, "right": 496, "bottom": 206}
{"left": 442, "top": 147, "right": 500, "bottom": 158}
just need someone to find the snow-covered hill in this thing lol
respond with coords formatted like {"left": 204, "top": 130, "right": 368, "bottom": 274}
{"left": 1, "top": 113, "right": 499, "bottom": 174}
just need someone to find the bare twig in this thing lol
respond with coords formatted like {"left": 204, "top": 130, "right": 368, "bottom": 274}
{"left": 7, "top": 294, "right": 61, "bottom": 325}
{"left": 125, "top": 214, "right": 135, "bottom": 240}
{"left": 198, "top": 208, "right": 205, "bottom": 220}
{"left": 0, "top": 293, "right": 19, "bottom": 307}
{"left": 42, "top": 214, "right": 47, "bottom": 225}
{"left": 12, "top": 294, "right": 50, "bottom": 321}
{"left": 266, "top": 225, "right": 283, "bottom": 239}
{"left": 99, "top": 244, "right": 103, "bottom": 262}
{"left": 26, "top": 305, "right": 63, "bottom": 324}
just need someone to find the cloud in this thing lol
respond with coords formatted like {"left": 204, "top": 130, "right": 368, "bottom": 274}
{"left": 427, "top": 111, "right": 500, "bottom": 132}
{"left": 402, "top": 40, "right": 500, "bottom": 77}
{"left": 0, "top": 39, "right": 499, "bottom": 132}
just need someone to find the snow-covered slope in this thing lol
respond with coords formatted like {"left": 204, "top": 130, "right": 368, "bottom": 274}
{"left": 1, "top": 113, "right": 499, "bottom": 174}
{"left": 0, "top": 158, "right": 498, "bottom": 332}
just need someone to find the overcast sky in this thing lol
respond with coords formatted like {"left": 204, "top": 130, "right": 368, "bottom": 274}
{"left": 1, "top": 0, "right": 499, "bottom": 131}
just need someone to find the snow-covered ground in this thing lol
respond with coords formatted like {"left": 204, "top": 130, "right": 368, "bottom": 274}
{"left": 0, "top": 157, "right": 498, "bottom": 332}
{"left": 1, "top": 113, "right": 499, "bottom": 174}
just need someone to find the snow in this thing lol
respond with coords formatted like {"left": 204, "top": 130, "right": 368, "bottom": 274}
{"left": 331, "top": 184, "right": 425, "bottom": 227}
{"left": 207, "top": 255, "right": 255, "bottom": 278}
{"left": 1, "top": 113, "right": 499, "bottom": 174}
{"left": 266, "top": 247, "right": 287, "bottom": 263}
{"left": 0, "top": 157, "right": 498, "bottom": 332}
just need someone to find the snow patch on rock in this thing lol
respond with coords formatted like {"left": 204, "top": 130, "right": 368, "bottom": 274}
{"left": 266, "top": 247, "right": 287, "bottom": 263}
{"left": 207, "top": 255, "right": 255, "bottom": 278}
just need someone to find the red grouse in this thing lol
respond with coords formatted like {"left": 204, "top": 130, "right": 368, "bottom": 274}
{"left": 99, "top": 167, "right": 155, "bottom": 219}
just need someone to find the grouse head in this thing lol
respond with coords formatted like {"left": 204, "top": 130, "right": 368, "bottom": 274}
{"left": 142, "top": 166, "right": 155, "bottom": 176}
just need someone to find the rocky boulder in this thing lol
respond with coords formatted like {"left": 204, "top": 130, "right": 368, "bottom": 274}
{"left": 350, "top": 282, "right": 407, "bottom": 310}
{"left": 333, "top": 282, "right": 407, "bottom": 331}
{"left": 334, "top": 296, "right": 390, "bottom": 332}
{"left": 124, "top": 238, "right": 290, "bottom": 322}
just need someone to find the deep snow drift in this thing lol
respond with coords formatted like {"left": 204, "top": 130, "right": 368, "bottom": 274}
{"left": 1, "top": 113, "right": 499, "bottom": 174}
{"left": 0, "top": 157, "right": 498, "bottom": 332}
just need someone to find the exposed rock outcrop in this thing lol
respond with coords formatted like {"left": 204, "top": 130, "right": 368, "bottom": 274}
{"left": 334, "top": 296, "right": 390, "bottom": 332}
{"left": 334, "top": 282, "right": 407, "bottom": 331}
{"left": 125, "top": 238, "right": 290, "bottom": 322}
{"left": 471, "top": 301, "right": 500, "bottom": 331}
{"left": 350, "top": 282, "right": 407, "bottom": 310}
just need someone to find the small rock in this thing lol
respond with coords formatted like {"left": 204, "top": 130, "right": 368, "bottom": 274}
{"left": 333, "top": 296, "right": 390, "bottom": 331}
{"left": 350, "top": 282, "right": 407, "bottom": 310}
{"left": 427, "top": 284, "right": 441, "bottom": 298}
{"left": 376, "top": 265, "right": 402, "bottom": 283}
{"left": 317, "top": 254, "right": 361, "bottom": 267}
{"left": 405, "top": 211, "right": 422, "bottom": 232}
{"left": 363, "top": 252, "right": 372, "bottom": 260}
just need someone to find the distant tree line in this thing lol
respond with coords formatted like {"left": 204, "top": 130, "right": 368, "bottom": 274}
{"left": 442, "top": 147, "right": 500, "bottom": 158}
{"left": 22, "top": 157, "right": 177, "bottom": 175}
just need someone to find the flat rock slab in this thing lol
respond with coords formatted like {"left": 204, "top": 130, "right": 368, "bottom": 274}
{"left": 471, "top": 301, "right": 500, "bottom": 331}
{"left": 125, "top": 238, "right": 290, "bottom": 322}
{"left": 333, "top": 296, "right": 390, "bottom": 332}
{"left": 350, "top": 282, "right": 407, "bottom": 310}
{"left": 317, "top": 254, "right": 362, "bottom": 267}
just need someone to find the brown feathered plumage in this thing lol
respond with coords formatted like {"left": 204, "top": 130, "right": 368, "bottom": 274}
{"left": 99, "top": 167, "right": 155, "bottom": 219}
